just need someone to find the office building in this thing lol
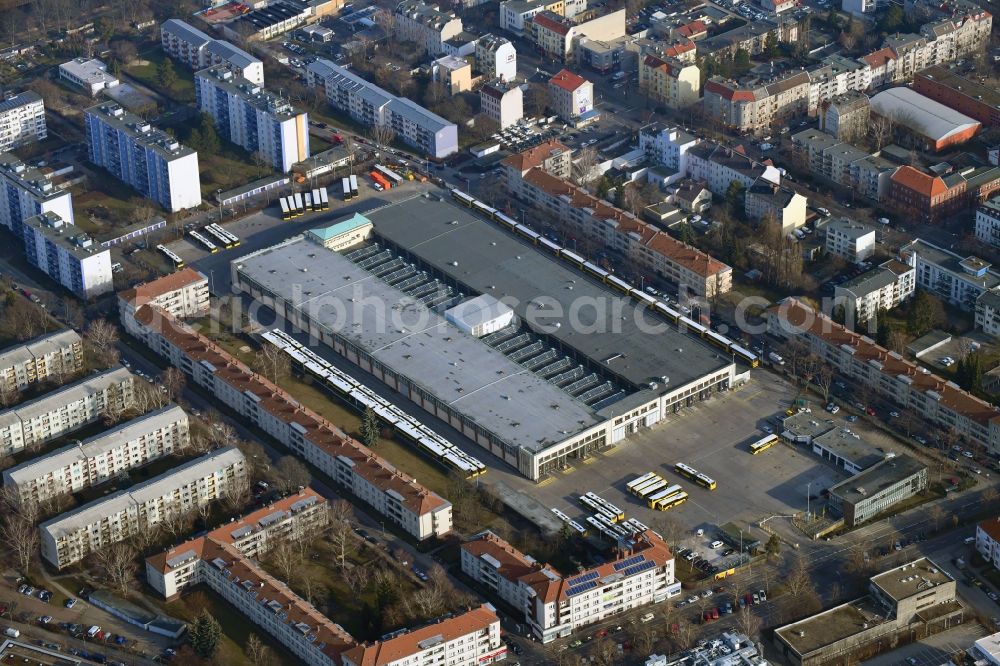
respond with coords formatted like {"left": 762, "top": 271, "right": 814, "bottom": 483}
{"left": 232, "top": 199, "right": 736, "bottom": 481}
{"left": 461, "top": 529, "right": 679, "bottom": 643}
{"left": 161, "top": 19, "right": 264, "bottom": 85}
{"left": 976, "top": 198, "right": 1000, "bottom": 248}
{"left": 0, "top": 367, "right": 134, "bottom": 455}
{"left": 0, "top": 153, "right": 75, "bottom": 237}
{"left": 834, "top": 259, "right": 916, "bottom": 324}
{"left": 58, "top": 58, "right": 119, "bottom": 96}
{"left": 900, "top": 238, "right": 1000, "bottom": 310}
{"left": 394, "top": 0, "right": 464, "bottom": 55}
{"left": 650, "top": 631, "right": 768, "bottom": 665}
{"left": 547, "top": 69, "right": 594, "bottom": 123}
{"left": 3, "top": 405, "right": 189, "bottom": 505}
{"left": 914, "top": 66, "right": 1000, "bottom": 128}
{"left": 976, "top": 517, "right": 1000, "bottom": 572}
{"left": 196, "top": 66, "right": 309, "bottom": 173}
{"left": 744, "top": 179, "right": 807, "bottom": 231}
{"left": 0, "top": 92, "right": 46, "bottom": 153}
{"left": 85, "top": 103, "right": 201, "bottom": 213}
{"left": 476, "top": 34, "right": 517, "bottom": 82}
{"left": 0, "top": 330, "right": 83, "bottom": 394}
{"left": 118, "top": 267, "right": 210, "bottom": 336}
{"left": 775, "top": 557, "right": 959, "bottom": 666}
{"left": 870, "top": 87, "right": 980, "bottom": 152}
{"left": 304, "top": 60, "right": 458, "bottom": 158}
{"left": 638, "top": 54, "right": 700, "bottom": 110}
{"left": 824, "top": 218, "right": 876, "bottom": 264}
{"left": 768, "top": 298, "right": 1000, "bottom": 454}
{"left": 21, "top": 212, "right": 114, "bottom": 298}
{"left": 479, "top": 81, "right": 523, "bottom": 129}
{"left": 128, "top": 305, "right": 453, "bottom": 540}
{"left": 39, "top": 447, "right": 246, "bottom": 568}
{"left": 827, "top": 454, "right": 927, "bottom": 526}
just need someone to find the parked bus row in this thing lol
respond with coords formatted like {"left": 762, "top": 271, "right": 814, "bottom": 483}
{"left": 449, "top": 189, "right": 758, "bottom": 368}
{"left": 674, "top": 462, "right": 717, "bottom": 490}
{"left": 188, "top": 230, "right": 217, "bottom": 254}
{"left": 261, "top": 329, "right": 486, "bottom": 478}
{"left": 157, "top": 244, "right": 184, "bottom": 268}
{"left": 204, "top": 223, "right": 240, "bottom": 249}
{"left": 341, "top": 175, "right": 359, "bottom": 201}
{"left": 579, "top": 491, "right": 625, "bottom": 523}
{"left": 550, "top": 508, "right": 589, "bottom": 537}
{"left": 280, "top": 188, "right": 330, "bottom": 220}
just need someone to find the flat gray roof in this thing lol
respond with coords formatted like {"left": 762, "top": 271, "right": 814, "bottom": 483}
{"left": 234, "top": 239, "right": 603, "bottom": 453}
{"left": 0, "top": 330, "right": 80, "bottom": 372}
{"left": 363, "top": 195, "right": 731, "bottom": 389}
{"left": 829, "top": 453, "right": 925, "bottom": 505}
{"left": 0, "top": 367, "right": 131, "bottom": 425}
{"left": 903, "top": 238, "right": 1000, "bottom": 290}
{"left": 812, "top": 426, "right": 887, "bottom": 470}
{"left": 869, "top": 557, "right": 953, "bottom": 602}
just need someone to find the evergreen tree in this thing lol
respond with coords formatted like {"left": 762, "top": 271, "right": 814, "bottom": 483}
{"left": 732, "top": 49, "right": 751, "bottom": 75}
{"left": 766, "top": 534, "right": 781, "bottom": 557}
{"left": 907, "top": 290, "right": 944, "bottom": 336}
{"left": 874, "top": 309, "right": 890, "bottom": 347}
{"left": 188, "top": 610, "right": 222, "bottom": 658}
{"left": 199, "top": 113, "right": 221, "bottom": 154}
{"left": 361, "top": 406, "right": 380, "bottom": 448}
{"left": 157, "top": 58, "right": 177, "bottom": 91}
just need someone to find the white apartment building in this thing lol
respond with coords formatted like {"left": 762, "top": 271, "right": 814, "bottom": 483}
{"left": 160, "top": 19, "right": 264, "bottom": 85}
{"left": 146, "top": 488, "right": 329, "bottom": 599}
{"left": 0, "top": 92, "right": 46, "bottom": 153}
{"left": 305, "top": 60, "right": 458, "bottom": 158}
{"left": 476, "top": 34, "right": 517, "bottom": 82}
{"left": 977, "top": 517, "right": 1000, "bottom": 571}
{"left": 900, "top": 238, "right": 1000, "bottom": 311}
{"left": 58, "top": 58, "right": 120, "bottom": 96}
{"left": 85, "top": 103, "right": 201, "bottom": 213}
{"left": 824, "top": 218, "right": 876, "bottom": 264}
{"left": 195, "top": 66, "right": 309, "bottom": 172}
{"left": 975, "top": 291, "right": 1000, "bottom": 337}
{"left": 461, "top": 530, "right": 678, "bottom": 643}
{"left": 129, "top": 305, "right": 453, "bottom": 541}
{"left": 3, "top": 405, "right": 189, "bottom": 505}
{"left": 0, "top": 153, "right": 75, "bottom": 238}
{"left": 768, "top": 298, "right": 1000, "bottom": 454}
{"left": 548, "top": 69, "right": 593, "bottom": 123}
{"left": 834, "top": 259, "right": 916, "bottom": 324}
{"left": 639, "top": 124, "right": 699, "bottom": 183}
{"left": 394, "top": 0, "right": 464, "bottom": 55}
{"left": 976, "top": 198, "right": 1000, "bottom": 248}
{"left": 0, "top": 330, "right": 82, "bottom": 394}
{"left": 39, "top": 447, "right": 246, "bottom": 568}
{"left": 0, "top": 367, "right": 134, "bottom": 455}
{"left": 118, "top": 267, "right": 210, "bottom": 336}
{"left": 744, "top": 179, "right": 808, "bottom": 231}
{"left": 21, "top": 212, "right": 114, "bottom": 298}
{"left": 479, "top": 81, "right": 523, "bottom": 129}
{"left": 501, "top": 0, "right": 580, "bottom": 33}
{"left": 790, "top": 129, "right": 897, "bottom": 202}
{"left": 686, "top": 142, "right": 781, "bottom": 197}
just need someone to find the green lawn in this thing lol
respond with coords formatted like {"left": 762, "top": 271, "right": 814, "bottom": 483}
{"left": 126, "top": 51, "right": 196, "bottom": 104}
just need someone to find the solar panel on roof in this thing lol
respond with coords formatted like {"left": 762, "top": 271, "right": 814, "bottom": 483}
{"left": 567, "top": 571, "right": 599, "bottom": 587}
{"left": 622, "top": 560, "right": 657, "bottom": 577}
{"left": 614, "top": 554, "right": 645, "bottom": 571}
{"left": 566, "top": 581, "right": 598, "bottom": 597}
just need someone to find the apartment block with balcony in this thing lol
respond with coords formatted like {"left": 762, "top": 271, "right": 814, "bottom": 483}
{"left": 84, "top": 103, "right": 201, "bottom": 213}
{"left": 0, "top": 330, "right": 82, "bottom": 394}
{"left": 500, "top": 139, "right": 573, "bottom": 180}
{"left": 824, "top": 218, "right": 876, "bottom": 264}
{"left": 128, "top": 305, "right": 453, "bottom": 541}
{"left": 767, "top": 298, "right": 1000, "bottom": 454}
{"left": 638, "top": 124, "right": 699, "bottom": 181}
{"left": 0, "top": 92, "right": 46, "bottom": 153}
{"left": 118, "top": 267, "right": 210, "bottom": 336}
{"left": 3, "top": 405, "right": 189, "bottom": 505}
{"left": 0, "top": 153, "right": 75, "bottom": 238}
{"left": 161, "top": 19, "right": 264, "bottom": 85}
{"left": 703, "top": 71, "right": 810, "bottom": 134}
{"left": 900, "top": 238, "right": 1000, "bottom": 311}
{"left": 21, "top": 212, "right": 113, "bottom": 298}
{"left": 976, "top": 198, "right": 1000, "bottom": 248}
{"left": 639, "top": 54, "right": 700, "bottom": 110}
{"left": 976, "top": 517, "right": 1000, "bottom": 571}
{"left": 196, "top": 66, "right": 309, "bottom": 173}
{"left": 40, "top": 447, "right": 246, "bottom": 568}
{"left": 0, "top": 367, "right": 134, "bottom": 455}
{"left": 394, "top": 0, "right": 464, "bottom": 55}
{"left": 834, "top": 259, "right": 916, "bottom": 324}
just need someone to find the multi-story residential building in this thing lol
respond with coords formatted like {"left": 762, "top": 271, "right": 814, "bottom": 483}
{"left": 806, "top": 54, "right": 872, "bottom": 116}
{"left": 638, "top": 54, "right": 700, "bottom": 110}
{"left": 530, "top": 9, "right": 625, "bottom": 62}
{"left": 744, "top": 178, "right": 807, "bottom": 231}
{"left": 58, "top": 58, "right": 120, "bottom": 96}
{"left": 0, "top": 92, "right": 46, "bottom": 153}
{"left": 767, "top": 298, "right": 1000, "bottom": 454}
{"left": 790, "top": 129, "right": 896, "bottom": 202}
{"left": 0, "top": 153, "right": 75, "bottom": 237}
{"left": 0, "top": 367, "right": 134, "bottom": 455}
{"left": 0, "top": 330, "right": 82, "bottom": 394}
{"left": 128, "top": 305, "right": 453, "bottom": 540}
{"left": 394, "top": 0, "right": 464, "bottom": 55}
{"left": 703, "top": 71, "right": 810, "bottom": 134}
{"left": 431, "top": 55, "right": 474, "bottom": 94}
{"left": 501, "top": 139, "right": 573, "bottom": 180}
{"left": 547, "top": 69, "right": 594, "bottom": 124}
{"left": 146, "top": 488, "right": 329, "bottom": 598}
{"left": 686, "top": 142, "right": 781, "bottom": 196}
{"left": 819, "top": 91, "right": 869, "bottom": 142}
{"left": 161, "top": 19, "right": 264, "bottom": 85}
{"left": 84, "top": 103, "right": 201, "bottom": 213}
{"left": 461, "top": 529, "right": 679, "bottom": 643}
{"left": 506, "top": 167, "right": 732, "bottom": 296}
{"left": 196, "top": 66, "right": 309, "bottom": 173}
{"left": 976, "top": 197, "right": 1000, "bottom": 248}
{"left": 824, "top": 218, "right": 876, "bottom": 264}
{"left": 479, "top": 81, "right": 523, "bottom": 129}
{"left": 476, "top": 34, "right": 517, "bottom": 82}
{"left": 828, "top": 454, "right": 927, "bottom": 527}
{"left": 834, "top": 259, "right": 916, "bottom": 324}
{"left": 304, "top": 60, "right": 458, "bottom": 158}
{"left": 500, "top": 0, "right": 569, "bottom": 34}
{"left": 39, "top": 447, "right": 246, "bottom": 568}
{"left": 915, "top": 66, "right": 1000, "bottom": 128}
{"left": 639, "top": 124, "right": 699, "bottom": 179}
{"left": 3, "top": 405, "right": 189, "bottom": 505}
{"left": 696, "top": 18, "right": 793, "bottom": 59}
{"left": 118, "top": 268, "right": 210, "bottom": 336}
{"left": 20, "top": 212, "right": 113, "bottom": 298}
{"left": 975, "top": 290, "right": 1000, "bottom": 337}
{"left": 900, "top": 238, "right": 1000, "bottom": 311}
{"left": 976, "top": 517, "right": 1000, "bottom": 571}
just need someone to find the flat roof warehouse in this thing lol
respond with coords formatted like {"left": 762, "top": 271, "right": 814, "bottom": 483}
{"left": 232, "top": 195, "right": 737, "bottom": 480}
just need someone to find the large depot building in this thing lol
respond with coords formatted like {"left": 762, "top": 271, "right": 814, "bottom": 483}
{"left": 231, "top": 194, "right": 740, "bottom": 480}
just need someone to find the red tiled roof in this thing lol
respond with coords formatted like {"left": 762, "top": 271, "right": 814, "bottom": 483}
{"left": 501, "top": 139, "right": 571, "bottom": 172}
{"left": 119, "top": 267, "right": 205, "bottom": 308}
{"left": 461, "top": 531, "right": 541, "bottom": 581}
{"left": 980, "top": 517, "right": 1000, "bottom": 544}
{"left": 861, "top": 47, "right": 898, "bottom": 68}
{"left": 549, "top": 68, "right": 587, "bottom": 92}
{"left": 675, "top": 20, "right": 706, "bottom": 37}
{"left": 532, "top": 11, "right": 572, "bottom": 35}
{"left": 704, "top": 79, "right": 755, "bottom": 102}
{"left": 890, "top": 166, "right": 948, "bottom": 198}
{"left": 520, "top": 168, "right": 729, "bottom": 278}
{"left": 662, "top": 39, "right": 695, "bottom": 58}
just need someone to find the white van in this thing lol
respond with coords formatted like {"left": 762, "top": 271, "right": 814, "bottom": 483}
{"left": 4, "top": 628, "right": 19, "bottom": 638}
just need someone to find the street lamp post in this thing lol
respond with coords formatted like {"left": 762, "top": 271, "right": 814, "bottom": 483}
{"left": 216, "top": 189, "right": 223, "bottom": 222}
{"left": 806, "top": 481, "right": 812, "bottom": 522}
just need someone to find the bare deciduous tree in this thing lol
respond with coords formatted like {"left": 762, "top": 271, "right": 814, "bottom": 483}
{"left": 571, "top": 146, "right": 599, "bottom": 186}
{"left": 246, "top": 633, "right": 274, "bottom": 666}
{"left": 268, "top": 540, "right": 301, "bottom": 582}
{"left": 736, "top": 605, "right": 762, "bottom": 641}
{"left": 163, "top": 367, "right": 186, "bottom": 403}
{"left": 85, "top": 319, "right": 120, "bottom": 368}
{"left": 275, "top": 456, "right": 311, "bottom": 493}
{"left": 93, "top": 541, "right": 138, "bottom": 598}
{"left": 254, "top": 344, "right": 290, "bottom": 385}
{"left": 369, "top": 123, "right": 396, "bottom": 150}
